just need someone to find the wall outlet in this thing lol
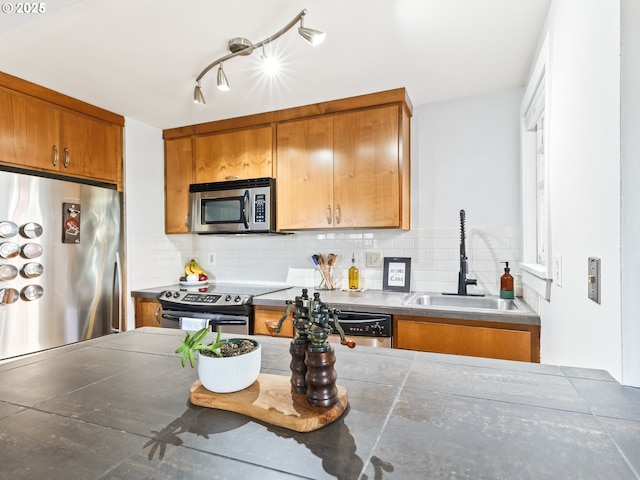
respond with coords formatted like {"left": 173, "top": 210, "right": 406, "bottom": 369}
{"left": 366, "top": 251, "right": 383, "bottom": 268}
{"left": 207, "top": 252, "right": 216, "bottom": 266}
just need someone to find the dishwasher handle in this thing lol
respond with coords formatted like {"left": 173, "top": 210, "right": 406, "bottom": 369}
{"left": 336, "top": 311, "right": 392, "bottom": 322}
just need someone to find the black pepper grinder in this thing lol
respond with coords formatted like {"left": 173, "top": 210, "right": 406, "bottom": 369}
{"left": 305, "top": 292, "right": 338, "bottom": 407}
{"left": 275, "top": 289, "right": 312, "bottom": 394}
{"left": 304, "top": 292, "right": 355, "bottom": 407}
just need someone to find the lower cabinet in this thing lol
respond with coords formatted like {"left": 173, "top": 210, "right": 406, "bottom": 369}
{"left": 134, "top": 298, "right": 162, "bottom": 328}
{"left": 253, "top": 306, "right": 293, "bottom": 338}
{"left": 394, "top": 315, "right": 540, "bottom": 363}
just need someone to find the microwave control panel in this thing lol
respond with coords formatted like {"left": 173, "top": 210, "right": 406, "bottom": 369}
{"left": 254, "top": 194, "right": 266, "bottom": 223}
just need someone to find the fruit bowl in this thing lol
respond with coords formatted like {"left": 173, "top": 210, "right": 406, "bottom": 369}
{"left": 179, "top": 280, "right": 208, "bottom": 286}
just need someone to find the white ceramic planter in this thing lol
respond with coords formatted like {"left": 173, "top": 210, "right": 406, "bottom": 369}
{"left": 196, "top": 339, "right": 261, "bottom": 393}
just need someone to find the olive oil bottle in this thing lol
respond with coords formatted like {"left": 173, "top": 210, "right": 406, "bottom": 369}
{"left": 348, "top": 253, "right": 359, "bottom": 290}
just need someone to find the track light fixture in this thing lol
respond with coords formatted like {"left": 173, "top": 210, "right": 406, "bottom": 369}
{"left": 193, "top": 9, "right": 324, "bottom": 105}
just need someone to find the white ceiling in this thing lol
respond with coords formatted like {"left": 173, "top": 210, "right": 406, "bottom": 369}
{"left": 0, "top": 0, "right": 551, "bottom": 130}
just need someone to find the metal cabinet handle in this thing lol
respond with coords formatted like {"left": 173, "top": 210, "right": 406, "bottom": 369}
{"left": 63, "top": 147, "right": 70, "bottom": 168}
{"left": 154, "top": 305, "right": 161, "bottom": 325}
{"left": 335, "top": 204, "right": 342, "bottom": 225}
{"left": 326, "top": 205, "right": 332, "bottom": 224}
{"left": 52, "top": 145, "right": 59, "bottom": 166}
{"left": 225, "top": 175, "right": 240, "bottom": 180}
{"left": 185, "top": 213, "right": 190, "bottom": 230}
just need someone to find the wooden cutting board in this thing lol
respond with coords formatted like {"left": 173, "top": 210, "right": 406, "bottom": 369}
{"left": 189, "top": 373, "right": 348, "bottom": 432}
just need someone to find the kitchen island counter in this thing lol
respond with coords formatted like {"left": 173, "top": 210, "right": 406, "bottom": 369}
{"left": 0, "top": 328, "right": 638, "bottom": 479}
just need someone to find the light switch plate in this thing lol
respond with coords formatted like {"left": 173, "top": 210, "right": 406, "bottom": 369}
{"left": 366, "top": 251, "right": 383, "bottom": 268}
{"left": 554, "top": 255, "right": 563, "bottom": 287}
{"left": 588, "top": 257, "right": 600, "bottom": 304}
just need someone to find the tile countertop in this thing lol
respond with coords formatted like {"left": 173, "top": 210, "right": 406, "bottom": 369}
{"left": 0, "top": 328, "right": 638, "bottom": 479}
{"left": 132, "top": 285, "right": 540, "bottom": 327}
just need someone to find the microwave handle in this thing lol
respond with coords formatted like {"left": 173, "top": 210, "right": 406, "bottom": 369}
{"left": 242, "top": 190, "right": 250, "bottom": 229}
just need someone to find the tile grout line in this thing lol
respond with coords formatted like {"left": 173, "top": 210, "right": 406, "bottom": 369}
{"left": 565, "top": 375, "right": 640, "bottom": 480}
{"left": 358, "top": 351, "right": 417, "bottom": 479}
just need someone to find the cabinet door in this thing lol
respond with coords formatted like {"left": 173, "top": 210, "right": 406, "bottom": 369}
{"left": 135, "top": 298, "right": 162, "bottom": 328}
{"left": 276, "top": 116, "right": 334, "bottom": 230}
{"left": 194, "top": 126, "right": 273, "bottom": 183}
{"left": 58, "top": 110, "right": 121, "bottom": 184}
{"left": 253, "top": 306, "right": 294, "bottom": 338}
{"left": 395, "top": 316, "right": 534, "bottom": 362}
{"left": 333, "top": 105, "right": 400, "bottom": 228}
{"left": 165, "top": 137, "right": 194, "bottom": 234}
{"left": 0, "top": 87, "right": 60, "bottom": 171}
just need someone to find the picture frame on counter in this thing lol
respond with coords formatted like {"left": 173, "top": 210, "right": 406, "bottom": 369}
{"left": 382, "top": 257, "right": 411, "bottom": 292}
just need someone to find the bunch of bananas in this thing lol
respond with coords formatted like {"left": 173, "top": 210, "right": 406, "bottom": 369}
{"left": 185, "top": 259, "right": 204, "bottom": 276}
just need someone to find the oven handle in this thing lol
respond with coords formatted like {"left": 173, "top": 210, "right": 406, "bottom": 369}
{"left": 161, "top": 312, "right": 248, "bottom": 325}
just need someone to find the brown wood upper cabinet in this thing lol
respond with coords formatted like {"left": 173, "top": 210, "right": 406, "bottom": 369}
{"left": 276, "top": 116, "right": 334, "bottom": 229}
{"left": 0, "top": 74, "right": 124, "bottom": 189}
{"left": 277, "top": 105, "right": 408, "bottom": 230}
{"left": 194, "top": 126, "right": 273, "bottom": 183}
{"left": 57, "top": 110, "right": 122, "bottom": 185}
{"left": 162, "top": 88, "right": 412, "bottom": 233}
{"left": 165, "top": 137, "right": 194, "bottom": 234}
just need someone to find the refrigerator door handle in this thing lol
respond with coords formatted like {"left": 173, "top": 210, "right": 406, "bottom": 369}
{"left": 111, "top": 252, "right": 123, "bottom": 333}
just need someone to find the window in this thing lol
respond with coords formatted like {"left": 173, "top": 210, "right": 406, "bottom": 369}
{"left": 535, "top": 115, "right": 547, "bottom": 266}
{"left": 520, "top": 33, "right": 552, "bottom": 300}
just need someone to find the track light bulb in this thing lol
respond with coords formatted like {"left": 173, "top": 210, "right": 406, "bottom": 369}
{"left": 298, "top": 17, "right": 325, "bottom": 46}
{"left": 194, "top": 83, "right": 206, "bottom": 105}
{"left": 217, "top": 65, "right": 230, "bottom": 91}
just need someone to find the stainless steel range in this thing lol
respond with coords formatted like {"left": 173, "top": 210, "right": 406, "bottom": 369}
{"left": 157, "top": 283, "right": 289, "bottom": 334}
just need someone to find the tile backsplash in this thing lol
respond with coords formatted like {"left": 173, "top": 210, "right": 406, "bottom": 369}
{"left": 126, "top": 226, "right": 523, "bottom": 295}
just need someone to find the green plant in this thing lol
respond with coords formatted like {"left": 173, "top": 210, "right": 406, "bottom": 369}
{"left": 176, "top": 327, "right": 225, "bottom": 368}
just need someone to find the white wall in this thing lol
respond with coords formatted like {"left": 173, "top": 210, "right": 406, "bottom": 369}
{"left": 533, "top": 0, "right": 622, "bottom": 379}
{"left": 123, "top": 118, "right": 192, "bottom": 328}
{"left": 414, "top": 88, "right": 522, "bottom": 229}
{"left": 621, "top": 0, "right": 640, "bottom": 386}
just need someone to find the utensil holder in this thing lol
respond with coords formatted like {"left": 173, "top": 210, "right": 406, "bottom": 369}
{"left": 314, "top": 266, "right": 335, "bottom": 290}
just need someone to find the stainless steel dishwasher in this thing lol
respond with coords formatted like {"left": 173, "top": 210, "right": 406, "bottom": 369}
{"left": 328, "top": 311, "right": 393, "bottom": 348}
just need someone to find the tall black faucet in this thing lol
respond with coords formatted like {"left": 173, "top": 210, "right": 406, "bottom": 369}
{"left": 456, "top": 209, "right": 477, "bottom": 296}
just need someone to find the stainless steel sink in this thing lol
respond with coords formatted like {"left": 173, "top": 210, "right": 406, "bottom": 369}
{"left": 403, "top": 293, "right": 518, "bottom": 311}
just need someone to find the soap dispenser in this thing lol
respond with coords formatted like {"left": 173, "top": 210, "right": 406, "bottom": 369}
{"left": 500, "top": 262, "right": 514, "bottom": 299}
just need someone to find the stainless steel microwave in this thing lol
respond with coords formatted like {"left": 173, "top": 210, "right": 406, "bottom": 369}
{"left": 189, "top": 177, "right": 277, "bottom": 234}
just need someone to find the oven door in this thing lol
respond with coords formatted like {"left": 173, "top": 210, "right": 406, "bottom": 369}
{"left": 161, "top": 310, "right": 249, "bottom": 335}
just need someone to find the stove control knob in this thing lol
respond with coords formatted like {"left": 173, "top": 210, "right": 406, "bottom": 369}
{"left": 164, "top": 291, "right": 172, "bottom": 298}
{"left": 371, "top": 323, "right": 383, "bottom": 334}
{"left": 225, "top": 294, "right": 232, "bottom": 302}
{"left": 234, "top": 295, "right": 242, "bottom": 303}
{"left": 173, "top": 291, "right": 180, "bottom": 298}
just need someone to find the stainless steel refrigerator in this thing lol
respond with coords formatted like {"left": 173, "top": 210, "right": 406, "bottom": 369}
{"left": 0, "top": 169, "right": 123, "bottom": 360}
